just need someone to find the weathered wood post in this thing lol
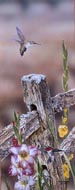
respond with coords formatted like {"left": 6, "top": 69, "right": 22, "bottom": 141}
{"left": 21, "top": 74, "right": 65, "bottom": 190}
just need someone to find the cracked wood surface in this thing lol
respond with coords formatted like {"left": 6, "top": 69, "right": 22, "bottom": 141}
{"left": 52, "top": 88, "right": 75, "bottom": 112}
{"left": 61, "top": 126, "right": 75, "bottom": 154}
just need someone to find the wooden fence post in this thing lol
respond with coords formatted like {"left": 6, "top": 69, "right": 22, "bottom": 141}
{"left": 21, "top": 74, "right": 65, "bottom": 190}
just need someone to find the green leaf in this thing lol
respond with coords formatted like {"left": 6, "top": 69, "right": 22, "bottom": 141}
{"left": 62, "top": 41, "right": 68, "bottom": 63}
{"left": 14, "top": 112, "right": 18, "bottom": 122}
{"left": 71, "top": 162, "right": 75, "bottom": 176}
{"left": 14, "top": 112, "right": 20, "bottom": 128}
{"left": 37, "top": 160, "right": 43, "bottom": 190}
{"left": 18, "top": 134, "right": 22, "bottom": 145}
{"left": 13, "top": 126, "right": 19, "bottom": 136}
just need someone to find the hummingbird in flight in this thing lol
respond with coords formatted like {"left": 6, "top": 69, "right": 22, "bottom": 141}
{"left": 15, "top": 27, "right": 41, "bottom": 56}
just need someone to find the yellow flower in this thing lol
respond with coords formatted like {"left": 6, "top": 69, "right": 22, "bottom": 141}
{"left": 62, "top": 163, "right": 70, "bottom": 179}
{"left": 68, "top": 153, "right": 73, "bottom": 161}
{"left": 58, "top": 125, "right": 68, "bottom": 138}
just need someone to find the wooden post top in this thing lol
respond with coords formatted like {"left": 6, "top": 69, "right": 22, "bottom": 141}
{"left": 21, "top": 74, "right": 54, "bottom": 125}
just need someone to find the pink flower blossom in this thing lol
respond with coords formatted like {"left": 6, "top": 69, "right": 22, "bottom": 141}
{"left": 10, "top": 146, "right": 20, "bottom": 155}
{"left": 10, "top": 144, "right": 38, "bottom": 168}
{"left": 23, "top": 164, "right": 35, "bottom": 176}
{"left": 9, "top": 156, "right": 35, "bottom": 177}
{"left": 14, "top": 175, "right": 35, "bottom": 190}
{"left": 28, "top": 145, "right": 38, "bottom": 158}
{"left": 9, "top": 156, "right": 23, "bottom": 176}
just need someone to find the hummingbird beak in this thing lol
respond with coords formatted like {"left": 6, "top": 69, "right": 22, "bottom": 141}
{"left": 52, "top": 148, "right": 63, "bottom": 153}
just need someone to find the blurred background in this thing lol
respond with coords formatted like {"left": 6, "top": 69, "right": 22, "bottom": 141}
{"left": 0, "top": 0, "right": 74, "bottom": 189}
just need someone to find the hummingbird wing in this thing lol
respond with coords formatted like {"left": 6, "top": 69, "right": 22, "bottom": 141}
{"left": 16, "top": 27, "right": 25, "bottom": 42}
{"left": 29, "top": 40, "right": 41, "bottom": 45}
{"left": 25, "top": 41, "right": 41, "bottom": 49}
{"left": 13, "top": 38, "right": 21, "bottom": 43}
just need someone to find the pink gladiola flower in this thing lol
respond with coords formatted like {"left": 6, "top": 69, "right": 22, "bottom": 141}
{"left": 9, "top": 156, "right": 23, "bottom": 176}
{"left": 14, "top": 175, "right": 35, "bottom": 190}
{"left": 10, "top": 144, "right": 38, "bottom": 168}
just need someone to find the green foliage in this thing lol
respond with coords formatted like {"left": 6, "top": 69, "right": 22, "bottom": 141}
{"left": 62, "top": 40, "right": 69, "bottom": 92}
{"left": 13, "top": 112, "right": 22, "bottom": 145}
{"left": 61, "top": 42, "right": 75, "bottom": 188}
{"left": 62, "top": 41, "right": 69, "bottom": 124}
{"left": 37, "top": 160, "right": 43, "bottom": 190}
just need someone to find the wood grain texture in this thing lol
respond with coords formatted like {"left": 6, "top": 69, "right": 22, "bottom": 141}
{"left": 52, "top": 88, "right": 75, "bottom": 112}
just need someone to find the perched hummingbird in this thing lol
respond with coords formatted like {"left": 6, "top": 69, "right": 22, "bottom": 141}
{"left": 44, "top": 146, "right": 63, "bottom": 163}
{"left": 15, "top": 27, "right": 40, "bottom": 56}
